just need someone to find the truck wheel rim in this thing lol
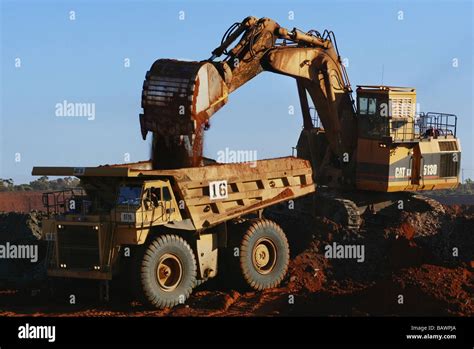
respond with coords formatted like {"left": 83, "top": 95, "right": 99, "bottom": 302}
{"left": 156, "top": 253, "right": 183, "bottom": 292}
{"left": 252, "top": 238, "right": 277, "bottom": 275}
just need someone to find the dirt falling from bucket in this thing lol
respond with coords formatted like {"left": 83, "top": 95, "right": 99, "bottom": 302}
{"left": 151, "top": 120, "right": 205, "bottom": 169}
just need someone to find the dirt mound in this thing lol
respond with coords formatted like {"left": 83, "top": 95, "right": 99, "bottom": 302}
{"left": 0, "top": 211, "right": 43, "bottom": 242}
{"left": 444, "top": 204, "right": 474, "bottom": 217}
{"left": 0, "top": 212, "right": 47, "bottom": 286}
{"left": 287, "top": 243, "right": 328, "bottom": 293}
{"left": 353, "top": 265, "right": 474, "bottom": 316}
{"left": 384, "top": 208, "right": 474, "bottom": 267}
{"left": 391, "top": 265, "right": 474, "bottom": 316}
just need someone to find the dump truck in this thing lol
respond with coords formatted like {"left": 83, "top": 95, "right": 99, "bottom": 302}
{"left": 32, "top": 157, "right": 314, "bottom": 308}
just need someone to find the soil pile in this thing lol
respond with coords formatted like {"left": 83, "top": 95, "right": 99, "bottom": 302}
{"left": 0, "top": 212, "right": 47, "bottom": 286}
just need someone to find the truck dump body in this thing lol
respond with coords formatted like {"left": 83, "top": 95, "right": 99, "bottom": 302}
{"left": 32, "top": 157, "right": 315, "bottom": 231}
{"left": 157, "top": 157, "right": 315, "bottom": 230}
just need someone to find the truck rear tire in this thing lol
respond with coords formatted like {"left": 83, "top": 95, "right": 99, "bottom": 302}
{"left": 139, "top": 235, "right": 197, "bottom": 309}
{"left": 239, "top": 219, "right": 290, "bottom": 291}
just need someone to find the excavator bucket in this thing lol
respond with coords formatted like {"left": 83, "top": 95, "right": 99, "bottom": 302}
{"left": 140, "top": 59, "right": 229, "bottom": 140}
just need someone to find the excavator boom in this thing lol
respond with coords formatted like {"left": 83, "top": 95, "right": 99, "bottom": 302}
{"left": 140, "top": 16, "right": 357, "bottom": 172}
{"left": 140, "top": 16, "right": 460, "bottom": 197}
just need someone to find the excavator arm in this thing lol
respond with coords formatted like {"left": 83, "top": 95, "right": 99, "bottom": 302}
{"left": 141, "top": 16, "right": 357, "bottom": 173}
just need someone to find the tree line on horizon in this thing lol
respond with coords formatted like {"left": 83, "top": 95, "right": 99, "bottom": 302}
{"left": 0, "top": 176, "right": 80, "bottom": 192}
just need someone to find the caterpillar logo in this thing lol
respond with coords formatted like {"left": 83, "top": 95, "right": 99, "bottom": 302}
{"left": 395, "top": 167, "right": 411, "bottom": 178}
{"left": 395, "top": 164, "right": 437, "bottom": 178}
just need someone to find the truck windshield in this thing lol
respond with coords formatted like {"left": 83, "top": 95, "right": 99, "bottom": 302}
{"left": 117, "top": 186, "right": 142, "bottom": 206}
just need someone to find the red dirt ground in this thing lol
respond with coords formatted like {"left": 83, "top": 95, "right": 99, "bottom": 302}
{"left": 0, "top": 192, "right": 473, "bottom": 317}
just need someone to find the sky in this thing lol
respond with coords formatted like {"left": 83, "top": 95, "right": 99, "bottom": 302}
{"left": 1, "top": 0, "right": 473, "bottom": 184}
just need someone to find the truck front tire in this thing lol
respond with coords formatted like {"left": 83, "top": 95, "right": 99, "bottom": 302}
{"left": 139, "top": 235, "right": 197, "bottom": 309}
{"left": 239, "top": 219, "right": 290, "bottom": 291}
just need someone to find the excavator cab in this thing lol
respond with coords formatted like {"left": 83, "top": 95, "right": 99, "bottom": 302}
{"left": 356, "top": 85, "right": 416, "bottom": 142}
{"left": 355, "top": 85, "right": 460, "bottom": 192}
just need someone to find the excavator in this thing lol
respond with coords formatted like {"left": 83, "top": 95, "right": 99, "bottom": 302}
{"left": 139, "top": 16, "right": 461, "bottom": 228}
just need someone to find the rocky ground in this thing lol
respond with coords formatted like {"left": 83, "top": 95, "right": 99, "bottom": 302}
{"left": 0, "top": 197, "right": 473, "bottom": 317}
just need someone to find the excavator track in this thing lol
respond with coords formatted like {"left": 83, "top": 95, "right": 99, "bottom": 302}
{"left": 313, "top": 191, "right": 362, "bottom": 231}
{"left": 404, "top": 193, "right": 446, "bottom": 216}
{"left": 311, "top": 191, "right": 444, "bottom": 232}
{"left": 336, "top": 198, "right": 363, "bottom": 231}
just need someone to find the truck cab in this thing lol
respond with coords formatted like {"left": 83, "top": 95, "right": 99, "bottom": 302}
{"left": 41, "top": 177, "right": 182, "bottom": 280}
{"left": 113, "top": 179, "right": 182, "bottom": 245}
